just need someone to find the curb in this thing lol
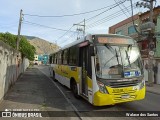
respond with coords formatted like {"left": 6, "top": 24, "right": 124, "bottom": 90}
{"left": 146, "top": 90, "right": 160, "bottom": 95}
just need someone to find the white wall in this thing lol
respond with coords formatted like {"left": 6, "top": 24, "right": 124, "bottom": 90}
{"left": 0, "top": 41, "right": 29, "bottom": 101}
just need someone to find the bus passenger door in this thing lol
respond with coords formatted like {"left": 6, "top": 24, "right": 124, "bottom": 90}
{"left": 79, "top": 46, "right": 88, "bottom": 97}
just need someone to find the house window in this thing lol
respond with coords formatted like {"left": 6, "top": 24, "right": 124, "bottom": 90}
{"left": 116, "top": 30, "right": 123, "bottom": 35}
{"left": 128, "top": 26, "right": 136, "bottom": 34}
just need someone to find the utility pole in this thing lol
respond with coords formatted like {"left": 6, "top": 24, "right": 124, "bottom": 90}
{"left": 136, "top": 0, "right": 155, "bottom": 86}
{"left": 83, "top": 19, "right": 85, "bottom": 36}
{"left": 17, "top": 9, "right": 23, "bottom": 50}
{"left": 74, "top": 19, "right": 86, "bottom": 39}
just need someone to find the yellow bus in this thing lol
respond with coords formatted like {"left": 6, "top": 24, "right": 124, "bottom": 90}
{"left": 50, "top": 34, "right": 145, "bottom": 106}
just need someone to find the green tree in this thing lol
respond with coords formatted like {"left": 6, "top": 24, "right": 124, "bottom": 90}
{"left": 0, "top": 32, "right": 17, "bottom": 48}
{"left": 19, "top": 36, "right": 36, "bottom": 60}
{"left": 0, "top": 32, "right": 36, "bottom": 60}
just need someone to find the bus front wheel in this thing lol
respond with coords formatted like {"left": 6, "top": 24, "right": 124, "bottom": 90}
{"left": 72, "top": 80, "right": 80, "bottom": 98}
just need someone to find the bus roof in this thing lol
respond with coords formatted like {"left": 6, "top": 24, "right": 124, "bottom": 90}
{"left": 61, "top": 34, "right": 92, "bottom": 50}
{"left": 62, "top": 34, "right": 133, "bottom": 49}
{"left": 50, "top": 34, "right": 134, "bottom": 55}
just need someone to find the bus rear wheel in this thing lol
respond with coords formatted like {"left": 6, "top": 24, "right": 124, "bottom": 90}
{"left": 72, "top": 80, "right": 80, "bottom": 98}
{"left": 52, "top": 71, "right": 57, "bottom": 82}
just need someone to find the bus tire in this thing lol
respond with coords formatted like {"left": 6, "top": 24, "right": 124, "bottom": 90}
{"left": 53, "top": 71, "right": 57, "bottom": 82}
{"left": 72, "top": 80, "right": 80, "bottom": 98}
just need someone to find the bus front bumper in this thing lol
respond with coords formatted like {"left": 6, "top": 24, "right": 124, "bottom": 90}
{"left": 93, "top": 86, "right": 145, "bottom": 106}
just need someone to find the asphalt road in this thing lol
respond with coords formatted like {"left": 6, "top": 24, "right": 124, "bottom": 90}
{"left": 1, "top": 65, "right": 159, "bottom": 120}
{"left": 36, "top": 65, "right": 160, "bottom": 120}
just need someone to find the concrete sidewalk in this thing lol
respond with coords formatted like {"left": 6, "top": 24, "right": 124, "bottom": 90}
{"left": 146, "top": 83, "right": 160, "bottom": 95}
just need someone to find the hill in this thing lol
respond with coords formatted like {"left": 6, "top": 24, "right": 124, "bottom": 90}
{"left": 24, "top": 36, "right": 59, "bottom": 55}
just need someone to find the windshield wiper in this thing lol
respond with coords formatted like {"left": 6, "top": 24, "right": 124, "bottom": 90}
{"left": 125, "top": 50, "right": 131, "bottom": 67}
{"left": 115, "top": 49, "right": 119, "bottom": 65}
{"left": 104, "top": 48, "right": 119, "bottom": 67}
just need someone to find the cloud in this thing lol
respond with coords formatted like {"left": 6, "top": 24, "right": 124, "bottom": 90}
{"left": 2, "top": 0, "right": 159, "bottom": 46}
{"left": 87, "top": 26, "right": 107, "bottom": 34}
{"left": 75, "top": 0, "right": 81, "bottom": 11}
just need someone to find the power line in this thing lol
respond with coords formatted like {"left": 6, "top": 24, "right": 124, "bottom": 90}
{"left": 23, "top": 3, "right": 120, "bottom": 18}
{"left": 78, "top": 0, "right": 127, "bottom": 24}
{"left": 58, "top": 32, "right": 76, "bottom": 46}
{"left": 86, "top": 11, "right": 129, "bottom": 29}
{"left": 118, "top": 0, "right": 131, "bottom": 16}
{"left": 114, "top": 0, "right": 129, "bottom": 17}
{"left": 57, "top": 25, "right": 74, "bottom": 40}
{"left": 86, "top": 3, "right": 137, "bottom": 29}
{"left": 23, "top": 20, "right": 77, "bottom": 32}
{"left": 22, "top": 0, "right": 126, "bottom": 43}
{"left": 22, "top": 0, "right": 129, "bottom": 47}
{"left": 56, "top": 1, "right": 126, "bottom": 43}
{"left": 56, "top": 0, "right": 127, "bottom": 45}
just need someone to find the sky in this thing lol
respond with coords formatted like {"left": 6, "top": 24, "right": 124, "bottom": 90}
{"left": 0, "top": 0, "right": 159, "bottom": 47}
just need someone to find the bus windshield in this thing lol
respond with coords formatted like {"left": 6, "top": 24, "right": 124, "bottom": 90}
{"left": 96, "top": 44, "right": 143, "bottom": 79}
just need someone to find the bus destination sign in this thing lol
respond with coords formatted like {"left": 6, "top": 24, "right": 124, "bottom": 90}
{"left": 97, "top": 37, "right": 134, "bottom": 45}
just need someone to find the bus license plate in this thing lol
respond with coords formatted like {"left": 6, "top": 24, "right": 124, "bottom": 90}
{"left": 121, "top": 94, "right": 130, "bottom": 99}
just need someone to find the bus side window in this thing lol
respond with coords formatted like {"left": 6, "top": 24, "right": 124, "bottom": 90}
{"left": 58, "top": 52, "right": 62, "bottom": 64}
{"left": 63, "top": 49, "right": 68, "bottom": 65}
{"left": 53, "top": 54, "right": 55, "bottom": 64}
{"left": 55, "top": 54, "right": 57, "bottom": 64}
{"left": 49, "top": 55, "right": 52, "bottom": 64}
{"left": 69, "top": 46, "right": 77, "bottom": 65}
{"left": 52, "top": 54, "right": 55, "bottom": 64}
{"left": 61, "top": 51, "right": 64, "bottom": 64}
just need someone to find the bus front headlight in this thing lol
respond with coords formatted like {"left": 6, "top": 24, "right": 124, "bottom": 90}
{"left": 138, "top": 79, "right": 145, "bottom": 90}
{"left": 97, "top": 82, "right": 108, "bottom": 94}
